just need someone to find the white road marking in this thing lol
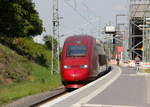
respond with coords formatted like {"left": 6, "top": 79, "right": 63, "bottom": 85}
{"left": 71, "top": 67, "right": 122, "bottom": 107}
{"left": 82, "top": 104, "right": 139, "bottom": 107}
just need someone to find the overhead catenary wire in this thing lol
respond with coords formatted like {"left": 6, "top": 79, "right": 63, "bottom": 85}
{"left": 63, "top": 0, "right": 95, "bottom": 26}
{"left": 61, "top": 17, "right": 100, "bottom": 36}
{"left": 63, "top": 0, "right": 102, "bottom": 39}
{"left": 74, "top": 0, "right": 77, "bottom": 9}
{"left": 81, "top": 1, "right": 102, "bottom": 38}
{"left": 81, "top": 1, "right": 98, "bottom": 20}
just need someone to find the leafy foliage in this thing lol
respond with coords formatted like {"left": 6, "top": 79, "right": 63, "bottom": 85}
{"left": 43, "top": 35, "right": 58, "bottom": 50}
{"left": 12, "top": 37, "right": 52, "bottom": 67}
{"left": 0, "top": 36, "right": 57, "bottom": 67}
{"left": 0, "top": 44, "right": 61, "bottom": 106}
{"left": 0, "top": 0, "right": 43, "bottom": 37}
{"left": 43, "top": 35, "right": 61, "bottom": 68}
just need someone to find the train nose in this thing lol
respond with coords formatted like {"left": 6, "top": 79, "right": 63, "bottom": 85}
{"left": 63, "top": 69, "right": 89, "bottom": 81}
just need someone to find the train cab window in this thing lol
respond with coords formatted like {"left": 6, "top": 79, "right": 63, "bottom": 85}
{"left": 67, "top": 45, "right": 87, "bottom": 57}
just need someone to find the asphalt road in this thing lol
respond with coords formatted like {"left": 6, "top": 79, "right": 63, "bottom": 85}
{"left": 40, "top": 66, "right": 150, "bottom": 107}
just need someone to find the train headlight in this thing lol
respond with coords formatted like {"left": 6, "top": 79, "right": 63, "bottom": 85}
{"left": 64, "top": 65, "right": 71, "bottom": 69}
{"left": 80, "top": 65, "right": 88, "bottom": 68}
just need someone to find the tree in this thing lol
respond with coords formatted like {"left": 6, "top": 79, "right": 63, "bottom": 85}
{"left": 43, "top": 35, "right": 58, "bottom": 51}
{"left": 0, "top": 0, "right": 43, "bottom": 37}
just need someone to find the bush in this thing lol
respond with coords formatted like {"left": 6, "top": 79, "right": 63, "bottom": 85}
{"left": 12, "top": 37, "right": 52, "bottom": 67}
{"left": 0, "top": 36, "right": 58, "bottom": 68}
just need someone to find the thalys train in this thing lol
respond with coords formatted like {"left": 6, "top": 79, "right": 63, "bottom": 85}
{"left": 60, "top": 35, "right": 109, "bottom": 89}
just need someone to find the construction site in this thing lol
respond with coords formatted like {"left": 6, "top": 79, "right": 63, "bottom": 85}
{"left": 129, "top": 0, "right": 150, "bottom": 63}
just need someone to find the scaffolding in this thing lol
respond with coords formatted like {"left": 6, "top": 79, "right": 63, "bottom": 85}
{"left": 129, "top": 0, "right": 150, "bottom": 62}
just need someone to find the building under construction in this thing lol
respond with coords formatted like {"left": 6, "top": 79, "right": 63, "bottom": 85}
{"left": 129, "top": 0, "right": 150, "bottom": 62}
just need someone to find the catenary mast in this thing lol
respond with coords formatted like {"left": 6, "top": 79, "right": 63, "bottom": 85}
{"left": 52, "top": 0, "right": 59, "bottom": 74}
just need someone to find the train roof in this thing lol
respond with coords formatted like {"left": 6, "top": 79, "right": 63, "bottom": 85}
{"left": 64, "top": 35, "right": 95, "bottom": 44}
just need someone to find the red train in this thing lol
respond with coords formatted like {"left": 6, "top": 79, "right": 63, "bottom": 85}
{"left": 60, "top": 35, "right": 108, "bottom": 89}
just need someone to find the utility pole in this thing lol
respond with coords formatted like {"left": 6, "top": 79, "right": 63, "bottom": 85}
{"left": 52, "top": 0, "right": 60, "bottom": 74}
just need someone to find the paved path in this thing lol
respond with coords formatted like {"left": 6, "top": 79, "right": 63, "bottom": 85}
{"left": 83, "top": 67, "right": 150, "bottom": 107}
{"left": 40, "top": 66, "right": 150, "bottom": 107}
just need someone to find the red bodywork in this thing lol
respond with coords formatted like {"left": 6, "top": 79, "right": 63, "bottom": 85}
{"left": 60, "top": 35, "right": 98, "bottom": 89}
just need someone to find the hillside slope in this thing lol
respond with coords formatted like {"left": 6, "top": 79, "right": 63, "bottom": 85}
{"left": 0, "top": 43, "right": 31, "bottom": 84}
{"left": 0, "top": 43, "right": 61, "bottom": 106}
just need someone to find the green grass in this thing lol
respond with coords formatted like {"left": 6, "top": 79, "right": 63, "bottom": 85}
{"left": 145, "top": 69, "right": 150, "bottom": 73}
{"left": 0, "top": 63, "right": 62, "bottom": 106}
{"left": 0, "top": 44, "right": 31, "bottom": 83}
{"left": 0, "top": 44, "right": 62, "bottom": 106}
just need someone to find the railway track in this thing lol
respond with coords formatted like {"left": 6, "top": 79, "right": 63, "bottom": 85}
{"left": 31, "top": 67, "right": 113, "bottom": 107}
{"left": 5, "top": 67, "right": 111, "bottom": 107}
{"left": 31, "top": 70, "right": 111, "bottom": 107}
{"left": 5, "top": 87, "right": 66, "bottom": 107}
{"left": 31, "top": 90, "right": 68, "bottom": 107}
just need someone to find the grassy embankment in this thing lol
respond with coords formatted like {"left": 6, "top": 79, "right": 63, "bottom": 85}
{"left": 0, "top": 44, "right": 62, "bottom": 106}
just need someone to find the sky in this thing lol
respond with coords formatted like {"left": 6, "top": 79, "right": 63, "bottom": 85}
{"left": 33, "top": 0, "right": 129, "bottom": 45}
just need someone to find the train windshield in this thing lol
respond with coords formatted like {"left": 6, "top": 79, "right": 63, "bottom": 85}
{"left": 67, "top": 45, "right": 87, "bottom": 57}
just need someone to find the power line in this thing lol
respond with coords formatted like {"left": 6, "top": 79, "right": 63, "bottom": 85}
{"left": 63, "top": 0, "right": 102, "bottom": 38}
{"left": 74, "top": 0, "right": 77, "bottom": 9}
{"left": 64, "top": 0, "right": 93, "bottom": 25}
{"left": 62, "top": 17, "right": 99, "bottom": 36}
{"left": 81, "top": 1, "right": 97, "bottom": 18}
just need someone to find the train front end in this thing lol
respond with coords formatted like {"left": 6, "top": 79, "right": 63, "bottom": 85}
{"left": 61, "top": 44, "right": 90, "bottom": 89}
